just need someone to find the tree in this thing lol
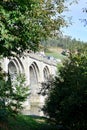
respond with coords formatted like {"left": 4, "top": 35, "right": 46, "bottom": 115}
{"left": 40, "top": 49, "right": 87, "bottom": 130}
{"left": 0, "top": 71, "right": 29, "bottom": 125}
{"left": 7, "top": 74, "right": 29, "bottom": 115}
{"left": 42, "top": 36, "right": 87, "bottom": 52}
{"left": 0, "top": 0, "right": 67, "bottom": 125}
{"left": 0, "top": 0, "right": 67, "bottom": 56}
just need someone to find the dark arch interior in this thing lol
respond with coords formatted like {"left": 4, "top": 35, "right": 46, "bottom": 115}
{"left": 29, "top": 62, "right": 39, "bottom": 85}
{"left": 8, "top": 61, "right": 17, "bottom": 80}
{"left": 43, "top": 66, "right": 50, "bottom": 81}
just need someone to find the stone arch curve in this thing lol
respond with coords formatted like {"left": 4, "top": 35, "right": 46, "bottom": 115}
{"left": 29, "top": 62, "right": 40, "bottom": 85}
{"left": 8, "top": 60, "right": 18, "bottom": 80}
{"left": 29, "top": 61, "right": 41, "bottom": 115}
{"left": 8, "top": 57, "right": 24, "bottom": 80}
{"left": 43, "top": 66, "right": 50, "bottom": 81}
{"left": 13, "top": 57, "right": 24, "bottom": 73}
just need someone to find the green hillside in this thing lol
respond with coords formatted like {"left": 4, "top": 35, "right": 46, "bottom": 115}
{"left": 45, "top": 47, "right": 66, "bottom": 60}
{"left": 2, "top": 115, "right": 63, "bottom": 130}
{"left": 42, "top": 36, "right": 87, "bottom": 60}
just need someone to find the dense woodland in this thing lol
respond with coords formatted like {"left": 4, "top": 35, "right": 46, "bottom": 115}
{"left": 42, "top": 36, "right": 87, "bottom": 51}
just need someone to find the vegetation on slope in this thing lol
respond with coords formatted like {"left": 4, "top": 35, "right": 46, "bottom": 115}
{"left": 40, "top": 49, "right": 87, "bottom": 130}
{"left": 0, "top": 115, "right": 65, "bottom": 130}
{"left": 42, "top": 36, "right": 87, "bottom": 59}
{"left": 45, "top": 47, "right": 65, "bottom": 60}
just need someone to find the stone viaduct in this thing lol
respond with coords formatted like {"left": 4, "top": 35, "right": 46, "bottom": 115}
{"left": 1, "top": 52, "right": 59, "bottom": 116}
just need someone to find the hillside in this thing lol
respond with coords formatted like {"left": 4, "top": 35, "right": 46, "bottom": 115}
{"left": 42, "top": 36, "right": 87, "bottom": 60}
{"left": 45, "top": 47, "right": 66, "bottom": 60}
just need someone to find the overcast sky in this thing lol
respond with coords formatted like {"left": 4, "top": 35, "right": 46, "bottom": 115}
{"left": 62, "top": 0, "right": 87, "bottom": 42}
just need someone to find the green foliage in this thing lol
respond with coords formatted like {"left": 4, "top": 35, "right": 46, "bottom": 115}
{"left": 42, "top": 36, "right": 87, "bottom": 51}
{"left": 41, "top": 49, "right": 87, "bottom": 130}
{"left": 8, "top": 74, "right": 29, "bottom": 115}
{"left": 8, "top": 115, "right": 64, "bottom": 130}
{"left": 0, "top": 65, "right": 8, "bottom": 122}
{"left": 46, "top": 51, "right": 64, "bottom": 59}
{"left": 0, "top": 0, "right": 67, "bottom": 56}
{"left": 0, "top": 70, "right": 29, "bottom": 123}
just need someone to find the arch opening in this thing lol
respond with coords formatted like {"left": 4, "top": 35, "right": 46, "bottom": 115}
{"left": 8, "top": 61, "right": 18, "bottom": 81}
{"left": 43, "top": 66, "right": 50, "bottom": 81}
{"left": 30, "top": 65, "right": 38, "bottom": 85}
{"left": 29, "top": 62, "right": 39, "bottom": 85}
{"left": 29, "top": 62, "right": 40, "bottom": 115}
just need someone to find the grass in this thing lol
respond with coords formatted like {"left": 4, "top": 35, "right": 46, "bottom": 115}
{"left": 0, "top": 115, "right": 64, "bottom": 130}
{"left": 45, "top": 47, "right": 66, "bottom": 60}
{"left": 46, "top": 52, "right": 64, "bottom": 60}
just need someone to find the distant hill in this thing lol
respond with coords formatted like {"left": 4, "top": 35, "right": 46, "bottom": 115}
{"left": 41, "top": 36, "right": 87, "bottom": 59}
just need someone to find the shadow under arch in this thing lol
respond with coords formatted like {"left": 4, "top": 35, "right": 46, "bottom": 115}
{"left": 8, "top": 57, "right": 25, "bottom": 80}
{"left": 29, "top": 62, "right": 40, "bottom": 85}
{"left": 8, "top": 56, "right": 24, "bottom": 72}
{"left": 8, "top": 60, "right": 18, "bottom": 80}
{"left": 43, "top": 66, "right": 50, "bottom": 81}
{"left": 29, "top": 62, "right": 41, "bottom": 115}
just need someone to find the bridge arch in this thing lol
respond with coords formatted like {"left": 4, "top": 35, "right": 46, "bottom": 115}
{"left": 8, "top": 61, "right": 18, "bottom": 80}
{"left": 43, "top": 66, "right": 50, "bottom": 81}
{"left": 29, "top": 62, "right": 40, "bottom": 85}
{"left": 14, "top": 57, "right": 24, "bottom": 73}
{"left": 8, "top": 57, "right": 24, "bottom": 80}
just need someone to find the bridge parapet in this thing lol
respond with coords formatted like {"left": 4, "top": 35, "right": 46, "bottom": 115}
{"left": 24, "top": 52, "right": 61, "bottom": 66}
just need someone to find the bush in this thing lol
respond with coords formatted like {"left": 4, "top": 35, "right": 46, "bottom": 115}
{"left": 0, "top": 67, "right": 29, "bottom": 125}
{"left": 41, "top": 50, "right": 87, "bottom": 130}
